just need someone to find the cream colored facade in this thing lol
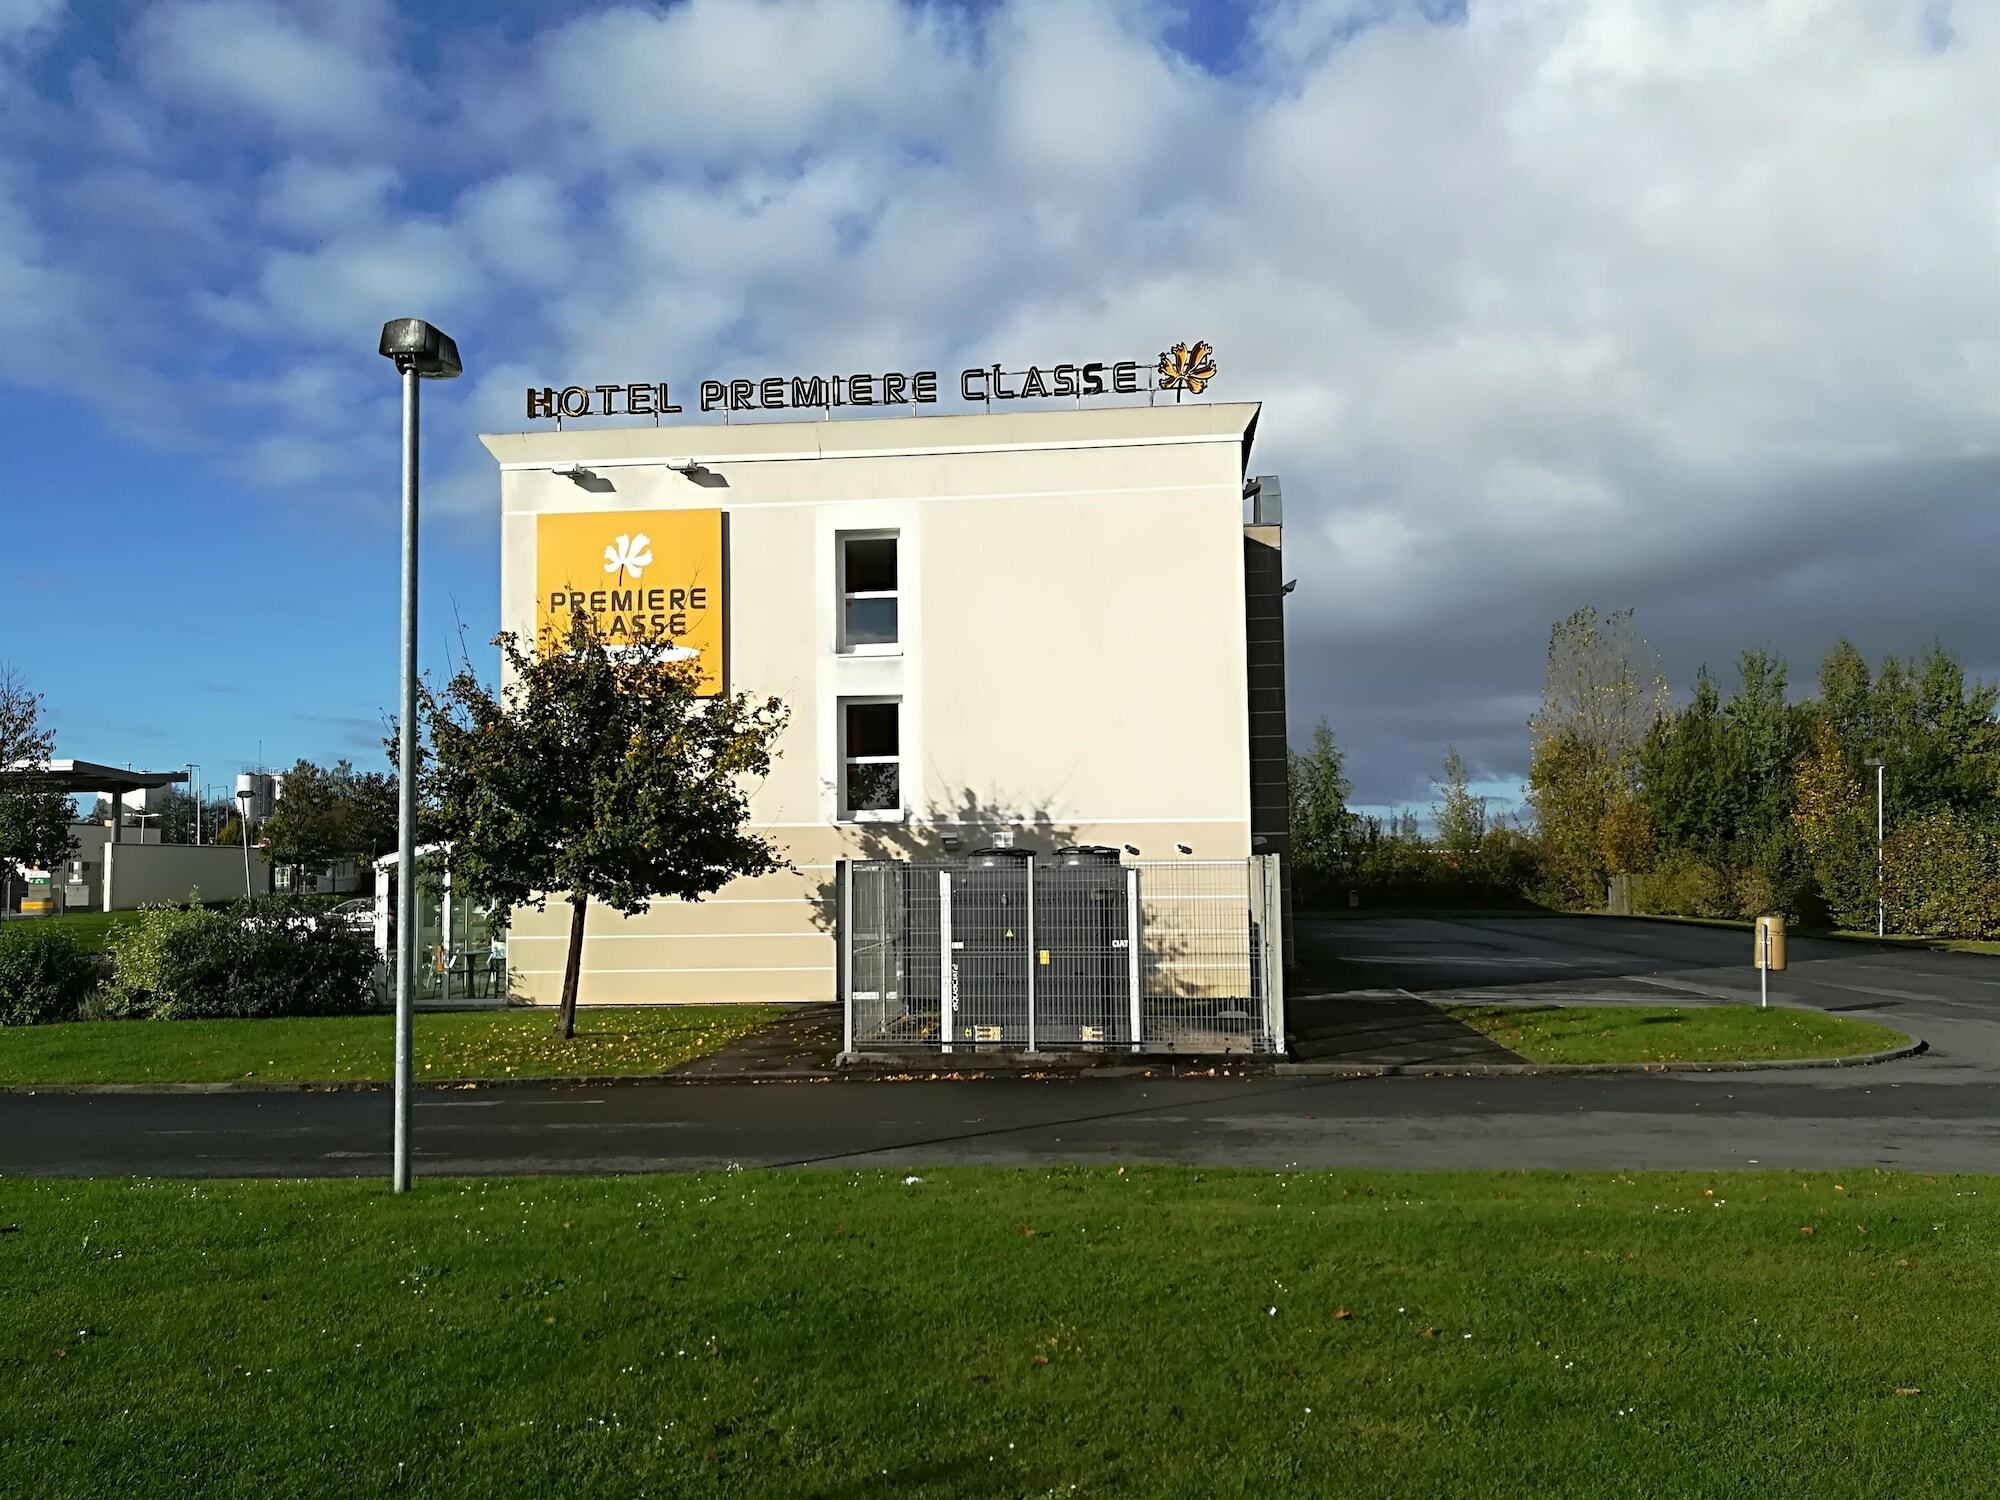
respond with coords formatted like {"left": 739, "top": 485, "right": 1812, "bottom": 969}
{"left": 482, "top": 401, "right": 1270, "bottom": 1006}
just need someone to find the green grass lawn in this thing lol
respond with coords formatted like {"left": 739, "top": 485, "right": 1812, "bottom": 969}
{"left": 0, "top": 1005, "right": 788, "bottom": 1085}
{"left": 1443, "top": 1004, "right": 1909, "bottom": 1065}
{"left": 1, "top": 1170, "right": 1994, "bottom": 1498}
{"left": 0, "top": 909, "right": 136, "bottom": 953}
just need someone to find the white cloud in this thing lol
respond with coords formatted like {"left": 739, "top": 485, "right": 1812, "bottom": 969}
{"left": 255, "top": 220, "right": 483, "bottom": 342}
{"left": 131, "top": 0, "right": 397, "bottom": 139}
{"left": 524, "top": 0, "right": 969, "bottom": 163}
{"left": 0, "top": 0, "right": 62, "bottom": 52}
{"left": 261, "top": 160, "right": 400, "bottom": 236}
{"left": 0, "top": 0, "right": 1993, "bottom": 802}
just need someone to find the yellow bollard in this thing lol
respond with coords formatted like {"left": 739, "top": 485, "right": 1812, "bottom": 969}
{"left": 1754, "top": 916, "right": 1787, "bottom": 971}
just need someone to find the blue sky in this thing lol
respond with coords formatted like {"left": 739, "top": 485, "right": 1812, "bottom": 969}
{"left": 0, "top": 0, "right": 1992, "bottom": 820}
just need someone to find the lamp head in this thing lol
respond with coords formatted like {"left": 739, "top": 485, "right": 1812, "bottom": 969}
{"left": 1863, "top": 757, "right": 1885, "bottom": 767}
{"left": 378, "top": 319, "right": 463, "bottom": 379}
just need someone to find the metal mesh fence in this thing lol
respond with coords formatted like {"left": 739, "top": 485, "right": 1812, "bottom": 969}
{"left": 840, "top": 854, "right": 1284, "bottom": 1055}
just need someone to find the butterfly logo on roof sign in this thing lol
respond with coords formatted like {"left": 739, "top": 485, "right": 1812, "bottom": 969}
{"left": 1156, "top": 340, "right": 1217, "bottom": 401}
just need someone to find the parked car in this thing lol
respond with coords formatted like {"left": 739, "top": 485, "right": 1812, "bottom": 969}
{"left": 322, "top": 898, "right": 376, "bottom": 935}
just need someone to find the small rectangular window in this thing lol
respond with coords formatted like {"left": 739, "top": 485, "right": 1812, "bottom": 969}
{"left": 839, "top": 533, "right": 898, "bottom": 652}
{"left": 841, "top": 699, "right": 901, "bottom": 819}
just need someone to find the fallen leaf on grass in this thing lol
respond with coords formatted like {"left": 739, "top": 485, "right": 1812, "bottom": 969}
{"left": 1895, "top": 1387, "right": 1921, "bottom": 1398}
{"left": 1333, "top": 1309, "right": 1354, "bottom": 1321}
{"left": 1799, "top": 1226, "right": 1815, "bottom": 1236}
{"left": 1031, "top": 1355, "right": 1049, "bottom": 1368}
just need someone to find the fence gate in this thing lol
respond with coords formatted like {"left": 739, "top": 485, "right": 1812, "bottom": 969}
{"left": 840, "top": 853, "right": 1284, "bottom": 1056}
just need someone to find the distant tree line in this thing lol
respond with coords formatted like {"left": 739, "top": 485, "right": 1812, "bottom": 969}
{"left": 1287, "top": 722, "right": 1539, "bottom": 911}
{"left": 1290, "top": 608, "right": 2000, "bottom": 937}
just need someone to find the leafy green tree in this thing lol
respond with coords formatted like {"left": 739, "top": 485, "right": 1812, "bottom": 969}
{"left": 262, "top": 759, "right": 398, "bottom": 887}
{"left": 154, "top": 788, "right": 238, "bottom": 847}
{"left": 1432, "top": 745, "right": 1485, "bottom": 861}
{"left": 0, "top": 666, "right": 76, "bottom": 883}
{"left": 1792, "top": 711, "right": 1876, "bottom": 929}
{"left": 1817, "top": 640, "right": 1873, "bottom": 763}
{"left": 1287, "top": 718, "right": 1354, "bottom": 896}
{"left": 1868, "top": 644, "right": 2000, "bottom": 815}
{"left": 418, "top": 612, "right": 790, "bottom": 1038}
{"left": 1640, "top": 667, "right": 1734, "bottom": 865}
{"left": 1528, "top": 608, "right": 1667, "bottom": 908}
{"left": 1720, "top": 648, "right": 1801, "bottom": 877}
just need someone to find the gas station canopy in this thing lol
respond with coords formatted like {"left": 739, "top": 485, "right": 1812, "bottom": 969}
{"left": 4, "top": 760, "right": 188, "bottom": 796}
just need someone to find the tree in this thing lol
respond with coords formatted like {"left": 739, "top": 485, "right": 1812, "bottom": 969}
{"left": 418, "top": 612, "right": 790, "bottom": 1037}
{"left": 1287, "top": 718, "right": 1354, "bottom": 894}
{"left": 1527, "top": 608, "right": 1667, "bottom": 907}
{"left": 1432, "top": 745, "right": 1485, "bottom": 861}
{"left": 1719, "top": 648, "right": 1800, "bottom": 878}
{"left": 1641, "top": 667, "right": 1734, "bottom": 865}
{"left": 1793, "top": 711, "right": 1875, "bottom": 928}
{"left": 0, "top": 667, "right": 76, "bottom": 881}
{"left": 262, "top": 759, "right": 398, "bottom": 885}
{"left": 156, "top": 788, "right": 239, "bottom": 846}
{"left": 1817, "top": 639, "right": 1873, "bottom": 762}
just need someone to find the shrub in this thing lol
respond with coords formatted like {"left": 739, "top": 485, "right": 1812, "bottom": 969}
{"left": 103, "top": 902, "right": 220, "bottom": 1018}
{"left": 1630, "top": 858, "right": 1733, "bottom": 920}
{"left": 1732, "top": 866, "right": 1781, "bottom": 920}
{"left": 0, "top": 924, "right": 99, "bottom": 1025}
{"left": 147, "top": 905, "right": 380, "bottom": 1020}
{"left": 1885, "top": 811, "right": 1998, "bottom": 939}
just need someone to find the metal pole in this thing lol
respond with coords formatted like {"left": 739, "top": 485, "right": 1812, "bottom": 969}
{"left": 1126, "top": 866, "right": 1142, "bottom": 1052}
{"left": 394, "top": 365, "right": 419, "bottom": 1193}
{"left": 1759, "top": 923, "right": 1768, "bottom": 1009}
{"left": 938, "top": 871, "right": 953, "bottom": 1055}
{"left": 1876, "top": 763, "right": 1886, "bottom": 939}
{"left": 1024, "top": 856, "right": 1036, "bottom": 1053}
{"left": 239, "top": 800, "right": 252, "bottom": 898}
{"left": 838, "top": 860, "right": 854, "bottom": 1058}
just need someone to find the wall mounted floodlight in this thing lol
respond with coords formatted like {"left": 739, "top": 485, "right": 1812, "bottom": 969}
{"left": 1281, "top": 579, "right": 1298, "bottom": 595}
{"left": 664, "top": 459, "right": 708, "bottom": 475}
{"left": 551, "top": 463, "right": 596, "bottom": 482}
{"left": 377, "top": 318, "right": 463, "bottom": 379}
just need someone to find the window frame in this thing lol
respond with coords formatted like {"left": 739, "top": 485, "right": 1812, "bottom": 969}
{"left": 838, "top": 695, "right": 903, "bottom": 823}
{"left": 836, "top": 530, "right": 901, "bottom": 656}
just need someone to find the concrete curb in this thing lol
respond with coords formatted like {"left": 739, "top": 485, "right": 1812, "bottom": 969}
{"left": 1272, "top": 1037, "right": 1927, "bottom": 1078}
{"left": 0, "top": 1037, "right": 1925, "bottom": 1094}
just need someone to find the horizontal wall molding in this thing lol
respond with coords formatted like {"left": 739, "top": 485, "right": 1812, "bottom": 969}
{"left": 505, "top": 482, "right": 1217, "bottom": 517}
{"left": 498, "top": 432, "right": 1243, "bottom": 475}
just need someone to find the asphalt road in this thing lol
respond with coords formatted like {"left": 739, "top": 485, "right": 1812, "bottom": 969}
{"left": 6, "top": 917, "right": 1996, "bottom": 1177}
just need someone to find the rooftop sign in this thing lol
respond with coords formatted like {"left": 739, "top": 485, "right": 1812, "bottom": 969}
{"left": 524, "top": 341, "right": 1217, "bottom": 421}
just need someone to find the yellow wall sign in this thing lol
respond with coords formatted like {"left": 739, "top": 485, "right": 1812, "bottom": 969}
{"left": 535, "top": 509, "right": 725, "bottom": 694}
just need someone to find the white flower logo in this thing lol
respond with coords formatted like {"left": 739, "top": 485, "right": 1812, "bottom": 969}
{"left": 603, "top": 533, "right": 653, "bottom": 582}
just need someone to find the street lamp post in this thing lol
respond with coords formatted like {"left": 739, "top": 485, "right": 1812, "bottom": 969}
{"left": 377, "top": 319, "right": 462, "bottom": 1195}
{"left": 1863, "top": 757, "right": 1886, "bottom": 938}
{"left": 235, "top": 787, "right": 254, "bottom": 899}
